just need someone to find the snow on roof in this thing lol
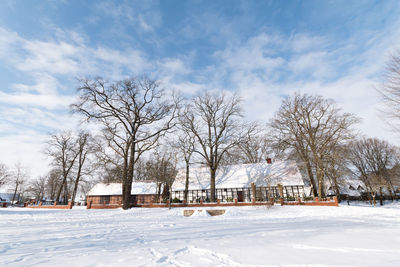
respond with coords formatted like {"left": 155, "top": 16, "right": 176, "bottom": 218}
{"left": 334, "top": 178, "right": 367, "bottom": 197}
{"left": 172, "top": 161, "right": 304, "bottom": 191}
{"left": 0, "top": 193, "right": 18, "bottom": 203}
{"left": 87, "top": 182, "right": 158, "bottom": 196}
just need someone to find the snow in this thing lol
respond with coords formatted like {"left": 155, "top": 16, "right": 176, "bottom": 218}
{"left": 2, "top": 204, "right": 400, "bottom": 266}
{"left": 173, "top": 161, "right": 304, "bottom": 191}
{"left": 87, "top": 182, "right": 158, "bottom": 196}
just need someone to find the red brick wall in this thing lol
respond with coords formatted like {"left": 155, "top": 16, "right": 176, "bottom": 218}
{"left": 27, "top": 202, "right": 73, "bottom": 209}
{"left": 86, "top": 195, "right": 338, "bottom": 209}
{"left": 87, "top": 194, "right": 157, "bottom": 206}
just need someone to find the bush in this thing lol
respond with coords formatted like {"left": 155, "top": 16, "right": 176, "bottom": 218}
{"left": 225, "top": 197, "right": 233, "bottom": 202}
{"left": 286, "top": 196, "right": 296, "bottom": 201}
{"left": 171, "top": 198, "right": 182, "bottom": 203}
{"left": 303, "top": 196, "right": 314, "bottom": 201}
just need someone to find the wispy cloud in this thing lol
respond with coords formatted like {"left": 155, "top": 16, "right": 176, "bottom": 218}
{"left": 94, "top": 0, "right": 162, "bottom": 33}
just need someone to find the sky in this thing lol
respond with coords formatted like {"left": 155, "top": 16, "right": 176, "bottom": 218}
{"left": 0, "top": 0, "right": 400, "bottom": 178}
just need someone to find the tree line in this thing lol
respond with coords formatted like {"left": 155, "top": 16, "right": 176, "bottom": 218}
{"left": 2, "top": 52, "right": 400, "bottom": 208}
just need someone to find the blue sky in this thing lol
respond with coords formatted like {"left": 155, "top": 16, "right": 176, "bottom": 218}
{"left": 1, "top": 0, "right": 400, "bottom": 177}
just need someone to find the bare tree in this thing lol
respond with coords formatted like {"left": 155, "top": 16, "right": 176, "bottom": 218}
{"left": 10, "top": 163, "right": 28, "bottom": 205}
{"left": 0, "top": 163, "right": 9, "bottom": 187}
{"left": 144, "top": 149, "right": 178, "bottom": 203}
{"left": 28, "top": 176, "right": 47, "bottom": 203}
{"left": 269, "top": 93, "right": 359, "bottom": 197}
{"left": 70, "top": 132, "right": 94, "bottom": 206}
{"left": 347, "top": 137, "right": 399, "bottom": 203}
{"left": 181, "top": 92, "right": 244, "bottom": 202}
{"left": 217, "top": 124, "right": 273, "bottom": 165}
{"left": 72, "top": 76, "right": 180, "bottom": 209}
{"left": 237, "top": 124, "right": 274, "bottom": 164}
{"left": 92, "top": 138, "right": 124, "bottom": 183}
{"left": 379, "top": 51, "right": 400, "bottom": 131}
{"left": 322, "top": 144, "right": 349, "bottom": 201}
{"left": 45, "top": 131, "right": 79, "bottom": 204}
{"left": 45, "top": 169, "right": 63, "bottom": 200}
{"left": 369, "top": 173, "right": 391, "bottom": 206}
{"left": 173, "top": 128, "right": 195, "bottom": 202}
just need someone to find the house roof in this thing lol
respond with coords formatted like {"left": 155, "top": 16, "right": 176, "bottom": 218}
{"left": 172, "top": 161, "right": 305, "bottom": 191}
{"left": 87, "top": 182, "right": 158, "bottom": 196}
{"left": 336, "top": 178, "right": 366, "bottom": 197}
{"left": 0, "top": 193, "right": 19, "bottom": 203}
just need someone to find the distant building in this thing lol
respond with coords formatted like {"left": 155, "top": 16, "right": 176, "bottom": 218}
{"left": 0, "top": 193, "right": 20, "bottom": 207}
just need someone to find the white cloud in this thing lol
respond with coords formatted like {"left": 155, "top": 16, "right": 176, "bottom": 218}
{"left": 17, "top": 41, "right": 81, "bottom": 75}
{"left": 94, "top": 0, "right": 162, "bottom": 33}
{"left": 0, "top": 92, "right": 74, "bottom": 110}
{"left": 159, "top": 58, "right": 190, "bottom": 76}
{"left": 214, "top": 33, "right": 285, "bottom": 75}
{"left": 288, "top": 51, "right": 333, "bottom": 79}
{"left": 12, "top": 73, "right": 59, "bottom": 95}
{"left": 209, "top": 27, "right": 400, "bottom": 145}
{"left": 0, "top": 27, "right": 19, "bottom": 57}
{"left": 163, "top": 80, "right": 204, "bottom": 95}
{"left": 0, "top": 132, "right": 50, "bottom": 179}
{"left": 290, "top": 33, "right": 328, "bottom": 53}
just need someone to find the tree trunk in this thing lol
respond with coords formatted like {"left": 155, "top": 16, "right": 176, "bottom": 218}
{"left": 71, "top": 150, "right": 86, "bottom": 206}
{"left": 63, "top": 179, "right": 69, "bottom": 204}
{"left": 11, "top": 182, "right": 18, "bottom": 206}
{"left": 365, "top": 183, "right": 373, "bottom": 204}
{"left": 184, "top": 161, "right": 190, "bottom": 202}
{"left": 158, "top": 183, "right": 162, "bottom": 202}
{"left": 56, "top": 178, "right": 64, "bottom": 203}
{"left": 333, "top": 182, "right": 341, "bottom": 203}
{"left": 56, "top": 173, "right": 68, "bottom": 204}
{"left": 372, "top": 192, "right": 376, "bottom": 206}
{"left": 123, "top": 142, "right": 135, "bottom": 210}
{"left": 306, "top": 160, "right": 318, "bottom": 196}
{"left": 161, "top": 184, "right": 170, "bottom": 200}
{"left": 210, "top": 168, "right": 216, "bottom": 202}
{"left": 71, "top": 158, "right": 84, "bottom": 207}
{"left": 71, "top": 178, "right": 80, "bottom": 206}
{"left": 317, "top": 167, "right": 325, "bottom": 198}
{"left": 386, "top": 185, "right": 395, "bottom": 201}
{"left": 169, "top": 184, "right": 172, "bottom": 209}
{"left": 379, "top": 187, "right": 384, "bottom": 206}
{"left": 122, "top": 182, "right": 132, "bottom": 209}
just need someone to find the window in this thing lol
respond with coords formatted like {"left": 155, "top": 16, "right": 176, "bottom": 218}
{"left": 100, "top": 196, "right": 110, "bottom": 204}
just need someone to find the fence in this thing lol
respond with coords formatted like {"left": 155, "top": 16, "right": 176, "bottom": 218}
{"left": 27, "top": 201, "right": 73, "bottom": 209}
{"left": 87, "top": 196, "right": 338, "bottom": 209}
{"left": 171, "top": 185, "right": 306, "bottom": 203}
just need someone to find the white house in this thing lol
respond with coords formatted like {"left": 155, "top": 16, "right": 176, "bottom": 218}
{"left": 171, "top": 161, "right": 307, "bottom": 203}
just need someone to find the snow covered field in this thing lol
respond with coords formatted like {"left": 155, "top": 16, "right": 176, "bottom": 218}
{"left": 1, "top": 204, "right": 400, "bottom": 266}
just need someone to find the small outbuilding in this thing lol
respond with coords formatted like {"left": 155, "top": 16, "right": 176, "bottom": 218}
{"left": 0, "top": 193, "right": 20, "bottom": 207}
{"left": 86, "top": 182, "right": 159, "bottom": 206}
